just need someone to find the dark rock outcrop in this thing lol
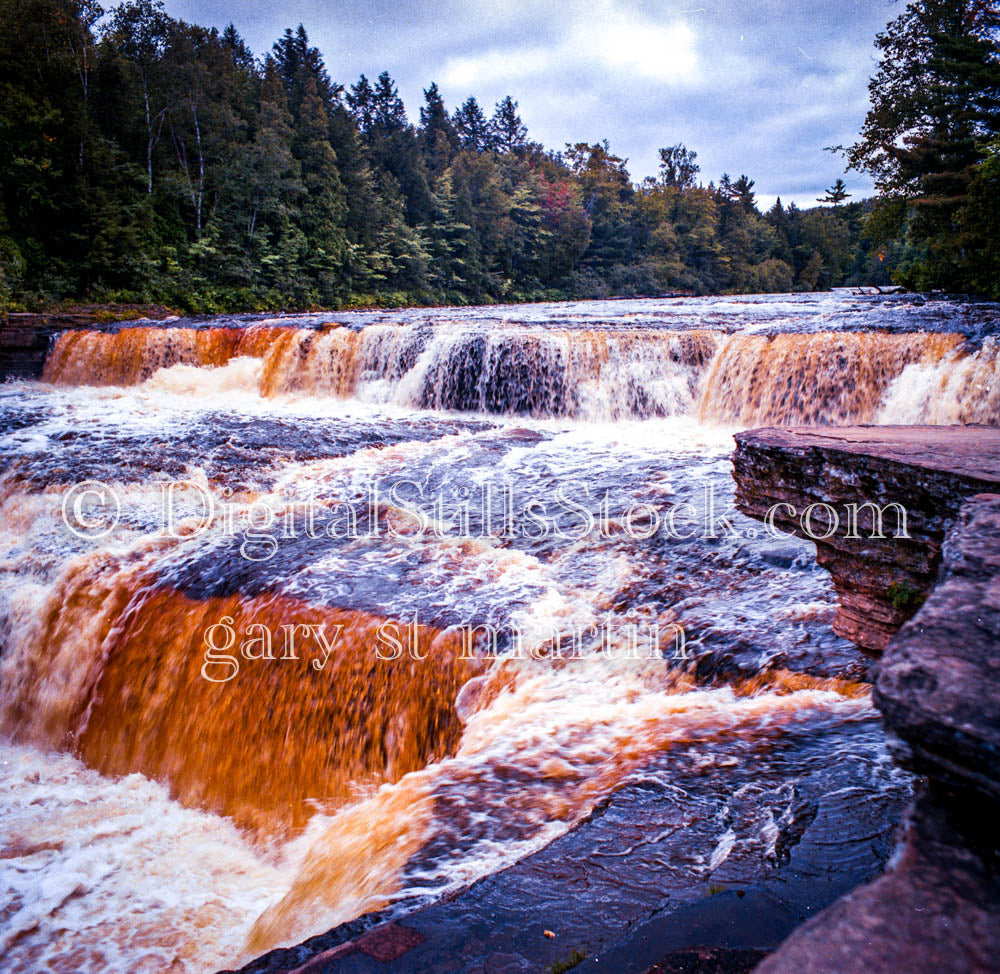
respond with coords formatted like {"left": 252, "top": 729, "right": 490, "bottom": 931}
{"left": 734, "top": 469, "right": 1000, "bottom": 973}
{"left": 875, "top": 493, "right": 1000, "bottom": 804}
{"left": 0, "top": 313, "right": 63, "bottom": 380}
{"left": 733, "top": 425, "right": 1000, "bottom": 652}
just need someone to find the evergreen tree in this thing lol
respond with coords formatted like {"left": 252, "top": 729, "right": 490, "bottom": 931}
{"left": 292, "top": 74, "right": 348, "bottom": 301}
{"left": 273, "top": 24, "right": 340, "bottom": 118}
{"left": 222, "top": 23, "right": 255, "bottom": 74}
{"left": 347, "top": 74, "right": 375, "bottom": 134}
{"left": 453, "top": 96, "right": 490, "bottom": 152}
{"left": 489, "top": 96, "right": 527, "bottom": 153}
{"left": 371, "top": 71, "right": 407, "bottom": 134}
{"left": 819, "top": 178, "right": 851, "bottom": 204}
{"left": 418, "top": 82, "right": 457, "bottom": 173}
{"left": 730, "top": 175, "right": 757, "bottom": 213}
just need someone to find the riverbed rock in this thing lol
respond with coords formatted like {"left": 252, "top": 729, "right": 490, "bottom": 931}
{"left": 742, "top": 485, "right": 1000, "bottom": 974}
{"left": 754, "top": 792, "right": 1000, "bottom": 974}
{"left": 732, "top": 425, "right": 1000, "bottom": 652}
{"left": 875, "top": 493, "right": 1000, "bottom": 802}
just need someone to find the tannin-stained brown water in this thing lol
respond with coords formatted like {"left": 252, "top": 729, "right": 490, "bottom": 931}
{"left": 2, "top": 292, "right": 998, "bottom": 971}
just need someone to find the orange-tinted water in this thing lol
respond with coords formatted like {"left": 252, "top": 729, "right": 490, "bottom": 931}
{"left": 4, "top": 292, "right": 994, "bottom": 970}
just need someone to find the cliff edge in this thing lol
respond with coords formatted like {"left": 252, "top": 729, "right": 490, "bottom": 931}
{"left": 733, "top": 425, "right": 1000, "bottom": 652}
{"left": 732, "top": 428, "right": 1000, "bottom": 974}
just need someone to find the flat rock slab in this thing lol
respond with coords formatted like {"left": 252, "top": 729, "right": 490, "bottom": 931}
{"left": 226, "top": 717, "right": 908, "bottom": 974}
{"left": 733, "top": 425, "right": 1000, "bottom": 651}
{"left": 734, "top": 425, "right": 1000, "bottom": 483}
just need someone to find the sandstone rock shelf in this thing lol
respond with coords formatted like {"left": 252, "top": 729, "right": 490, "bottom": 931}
{"left": 733, "top": 425, "right": 1000, "bottom": 653}
{"left": 733, "top": 431, "right": 1000, "bottom": 974}
{"left": 756, "top": 493, "right": 1000, "bottom": 974}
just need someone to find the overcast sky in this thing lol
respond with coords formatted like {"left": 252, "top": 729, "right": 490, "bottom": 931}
{"left": 162, "top": 0, "right": 901, "bottom": 208}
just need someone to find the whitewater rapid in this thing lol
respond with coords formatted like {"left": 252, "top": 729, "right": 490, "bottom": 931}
{"left": 3, "top": 292, "right": 996, "bottom": 971}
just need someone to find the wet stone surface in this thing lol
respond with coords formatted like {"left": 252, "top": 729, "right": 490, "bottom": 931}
{"left": 231, "top": 711, "right": 910, "bottom": 974}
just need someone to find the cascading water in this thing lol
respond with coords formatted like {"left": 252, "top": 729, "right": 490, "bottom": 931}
{"left": 42, "top": 296, "right": 1000, "bottom": 425}
{"left": 2, "top": 292, "right": 997, "bottom": 972}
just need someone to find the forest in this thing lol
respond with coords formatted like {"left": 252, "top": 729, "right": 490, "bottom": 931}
{"left": 0, "top": 0, "right": 997, "bottom": 311}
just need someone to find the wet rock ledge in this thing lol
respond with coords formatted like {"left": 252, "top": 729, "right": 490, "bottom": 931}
{"left": 0, "top": 306, "right": 176, "bottom": 379}
{"left": 733, "top": 428, "right": 1000, "bottom": 974}
{"left": 733, "top": 425, "right": 1000, "bottom": 653}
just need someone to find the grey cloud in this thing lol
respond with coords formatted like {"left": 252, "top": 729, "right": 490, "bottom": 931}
{"left": 163, "top": 0, "right": 898, "bottom": 205}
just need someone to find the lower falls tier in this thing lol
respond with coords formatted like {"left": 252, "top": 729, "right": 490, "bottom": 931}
{"left": 1, "top": 544, "right": 477, "bottom": 832}
{"left": 40, "top": 322, "right": 1000, "bottom": 425}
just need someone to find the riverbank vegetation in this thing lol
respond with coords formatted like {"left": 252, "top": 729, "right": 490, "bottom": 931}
{"left": 847, "top": 0, "right": 1000, "bottom": 299}
{"left": 0, "top": 0, "right": 996, "bottom": 312}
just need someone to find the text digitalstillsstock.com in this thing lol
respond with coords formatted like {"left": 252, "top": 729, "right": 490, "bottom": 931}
{"left": 58, "top": 478, "right": 914, "bottom": 683}
{"left": 61, "top": 478, "right": 912, "bottom": 553}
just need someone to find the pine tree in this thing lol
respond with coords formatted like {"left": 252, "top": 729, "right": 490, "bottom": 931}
{"left": 489, "top": 96, "right": 527, "bottom": 153}
{"left": 371, "top": 72, "right": 407, "bottom": 134}
{"left": 452, "top": 97, "right": 490, "bottom": 152}
{"left": 347, "top": 74, "right": 375, "bottom": 135}
{"left": 222, "top": 23, "right": 255, "bottom": 73}
{"left": 819, "top": 178, "right": 851, "bottom": 204}
{"left": 730, "top": 175, "right": 757, "bottom": 213}
{"left": 272, "top": 25, "right": 340, "bottom": 118}
{"left": 419, "top": 82, "right": 457, "bottom": 173}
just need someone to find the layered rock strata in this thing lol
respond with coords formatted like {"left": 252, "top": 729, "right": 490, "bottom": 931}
{"left": 757, "top": 493, "right": 1000, "bottom": 974}
{"left": 732, "top": 429, "right": 1000, "bottom": 974}
{"left": 733, "top": 425, "right": 1000, "bottom": 652}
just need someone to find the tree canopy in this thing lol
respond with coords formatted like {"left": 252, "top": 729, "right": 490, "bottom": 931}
{"left": 0, "top": 1, "right": 904, "bottom": 311}
{"left": 848, "top": 0, "right": 1000, "bottom": 295}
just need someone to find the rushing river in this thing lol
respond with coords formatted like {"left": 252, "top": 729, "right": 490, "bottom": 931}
{"left": 1, "top": 292, "right": 998, "bottom": 972}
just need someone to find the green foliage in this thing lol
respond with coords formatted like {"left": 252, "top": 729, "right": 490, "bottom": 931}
{"left": 849, "top": 0, "right": 1000, "bottom": 294}
{"left": 888, "top": 581, "right": 926, "bottom": 612}
{"left": 0, "top": 4, "right": 901, "bottom": 310}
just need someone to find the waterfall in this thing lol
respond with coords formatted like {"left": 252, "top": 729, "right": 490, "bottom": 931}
{"left": 42, "top": 325, "right": 287, "bottom": 386}
{"left": 0, "top": 532, "right": 478, "bottom": 832}
{"left": 41, "top": 321, "right": 1000, "bottom": 426}
{"left": 3, "top": 294, "right": 956, "bottom": 970}
{"left": 695, "top": 331, "right": 970, "bottom": 425}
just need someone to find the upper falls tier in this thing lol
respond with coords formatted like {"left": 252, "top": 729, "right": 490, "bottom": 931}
{"left": 24, "top": 315, "right": 1000, "bottom": 426}
{"left": 732, "top": 425, "right": 1000, "bottom": 652}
